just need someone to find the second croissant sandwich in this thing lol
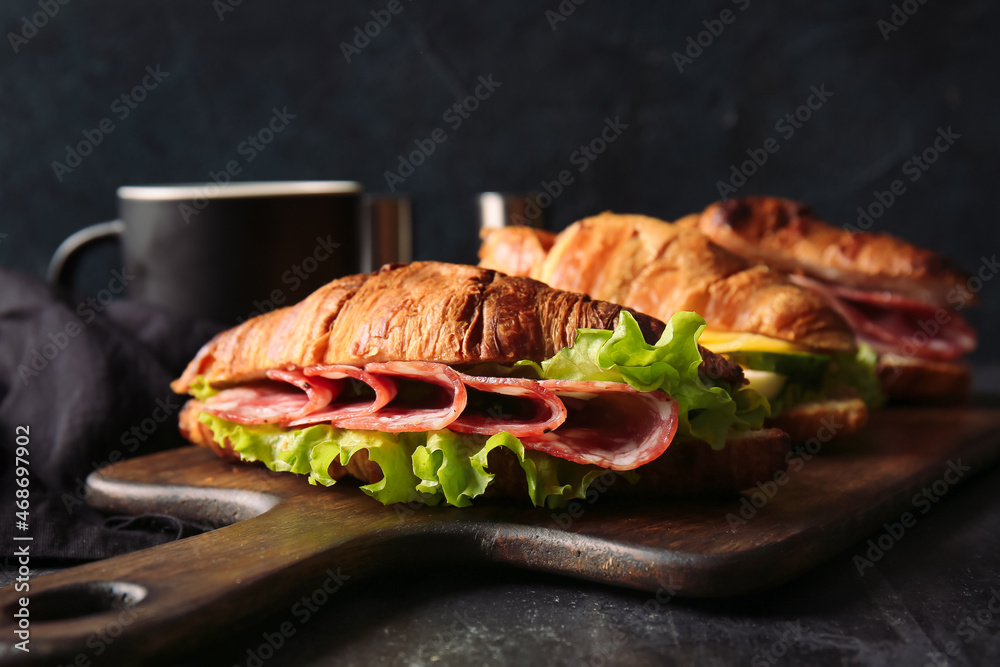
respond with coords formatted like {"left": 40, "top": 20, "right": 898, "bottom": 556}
{"left": 479, "top": 215, "right": 883, "bottom": 443}
{"left": 173, "top": 261, "right": 787, "bottom": 507}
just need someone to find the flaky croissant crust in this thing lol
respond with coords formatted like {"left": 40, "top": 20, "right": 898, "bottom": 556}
{"left": 173, "top": 261, "right": 670, "bottom": 392}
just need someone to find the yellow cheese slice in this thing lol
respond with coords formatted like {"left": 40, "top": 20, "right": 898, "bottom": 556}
{"left": 697, "top": 329, "right": 811, "bottom": 355}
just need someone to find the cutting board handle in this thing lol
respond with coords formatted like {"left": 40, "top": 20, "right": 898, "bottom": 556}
{"left": 0, "top": 467, "right": 444, "bottom": 666}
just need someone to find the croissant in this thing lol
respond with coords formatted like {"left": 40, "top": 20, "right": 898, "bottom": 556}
{"left": 173, "top": 261, "right": 788, "bottom": 506}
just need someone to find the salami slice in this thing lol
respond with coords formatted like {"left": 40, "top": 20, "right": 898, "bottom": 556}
{"left": 330, "top": 361, "right": 468, "bottom": 432}
{"left": 521, "top": 380, "right": 679, "bottom": 470}
{"left": 284, "top": 365, "right": 399, "bottom": 427}
{"left": 449, "top": 373, "right": 567, "bottom": 437}
{"left": 790, "top": 274, "right": 976, "bottom": 360}
{"left": 203, "top": 370, "right": 340, "bottom": 425}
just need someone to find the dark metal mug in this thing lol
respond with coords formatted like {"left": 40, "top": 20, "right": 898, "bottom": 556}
{"left": 48, "top": 181, "right": 364, "bottom": 325}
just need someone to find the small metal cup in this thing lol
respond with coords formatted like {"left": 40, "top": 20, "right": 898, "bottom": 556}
{"left": 477, "top": 192, "right": 547, "bottom": 232}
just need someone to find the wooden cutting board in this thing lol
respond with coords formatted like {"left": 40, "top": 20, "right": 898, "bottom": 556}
{"left": 3, "top": 406, "right": 1000, "bottom": 665}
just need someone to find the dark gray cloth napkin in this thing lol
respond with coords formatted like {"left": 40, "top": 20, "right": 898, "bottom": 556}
{"left": 0, "top": 268, "right": 222, "bottom": 560}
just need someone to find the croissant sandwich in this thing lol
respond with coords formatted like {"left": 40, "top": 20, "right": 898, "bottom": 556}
{"left": 173, "top": 261, "right": 788, "bottom": 508}
{"left": 677, "top": 197, "right": 977, "bottom": 400}
{"left": 479, "top": 215, "right": 882, "bottom": 443}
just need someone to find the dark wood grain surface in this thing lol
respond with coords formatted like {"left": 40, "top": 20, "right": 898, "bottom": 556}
{"left": 2, "top": 406, "right": 999, "bottom": 665}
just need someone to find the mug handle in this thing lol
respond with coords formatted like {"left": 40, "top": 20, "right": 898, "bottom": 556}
{"left": 47, "top": 220, "right": 126, "bottom": 288}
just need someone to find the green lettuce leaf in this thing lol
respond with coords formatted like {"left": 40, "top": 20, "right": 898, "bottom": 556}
{"left": 189, "top": 376, "right": 219, "bottom": 402}
{"left": 519, "top": 310, "right": 766, "bottom": 449}
{"left": 199, "top": 413, "right": 611, "bottom": 509}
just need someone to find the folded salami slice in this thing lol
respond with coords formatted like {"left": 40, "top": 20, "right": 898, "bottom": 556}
{"left": 284, "top": 364, "right": 399, "bottom": 427}
{"left": 522, "top": 380, "right": 679, "bottom": 470}
{"left": 202, "top": 370, "right": 340, "bottom": 425}
{"left": 790, "top": 274, "right": 976, "bottom": 361}
{"left": 329, "top": 361, "right": 468, "bottom": 432}
{"left": 449, "top": 372, "right": 567, "bottom": 437}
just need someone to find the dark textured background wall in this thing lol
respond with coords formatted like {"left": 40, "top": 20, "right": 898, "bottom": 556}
{"left": 1, "top": 0, "right": 997, "bottom": 360}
